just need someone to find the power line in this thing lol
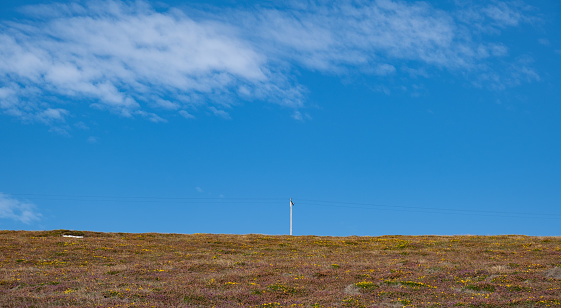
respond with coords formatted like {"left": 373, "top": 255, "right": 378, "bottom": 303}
{"left": 9, "top": 193, "right": 284, "bottom": 204}
{"left": 10, "top": 193, "right": 283, "bottom": 201}
{"left": 8, "top": 193, "right": 561, "bottom": 220}
{"left": 296, "top": 198, "right": 561, "bottom": 219}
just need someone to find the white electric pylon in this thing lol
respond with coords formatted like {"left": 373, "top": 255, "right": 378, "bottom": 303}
{"left": 290, "top": 198, "right": 294, "bottom": 235}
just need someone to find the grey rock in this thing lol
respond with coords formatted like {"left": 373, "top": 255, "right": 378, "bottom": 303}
{"left": 344, "top": 284, "right": 360, "bottom": 295}
{"left": 545, "top": 267, "right": 561, "bottom": 279}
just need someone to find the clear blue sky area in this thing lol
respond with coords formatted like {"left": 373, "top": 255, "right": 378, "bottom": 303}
{"left": 1, "top": 0, "right": 560, "bottom": 236}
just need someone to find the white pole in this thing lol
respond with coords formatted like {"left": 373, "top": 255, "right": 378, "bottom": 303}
{"left": 290, "top": 198, "right": 293, "bottom": 236}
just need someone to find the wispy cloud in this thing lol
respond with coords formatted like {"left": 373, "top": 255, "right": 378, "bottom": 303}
{"left": 482, "top": 2, "right": 526, "bottom": 27}
{"left": 537, "top": 38, "right": 550, "bottom": 46}
{"left": 0, "top": 193, "right": 41, "bottom": 224}
{"left": 243, "top": 1, "right": 462, "bottom": 70}
{"left": 0, "top": 0, "right": 540, "bottom": 126}
{"left": 209, "top": 106, "right": 231, "bottom": 119}
{"left": 0, "top": 0, "right": 301, "bottom": 124}
{"left": 235, "top": 0, "right": 535, "bottom": 74}
{"left": 474, "top": 55, "right": 540, "bottom": 90}
{"left": 179, "top": 110, "right": 195, "bottom": 119}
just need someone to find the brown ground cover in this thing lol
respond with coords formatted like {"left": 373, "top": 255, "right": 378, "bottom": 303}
{"left": 1, "top": 230, "right": 560, "bottom": 307}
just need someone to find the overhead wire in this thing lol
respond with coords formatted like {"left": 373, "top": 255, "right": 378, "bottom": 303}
{"left": 299, "top": 200, "right": 560, "bottom": 220}
{"left": 10, "top": 193, "right": 283, "bottom": 201}
{"left": 295, "top": 198, "right": 561, "bottom": 218}
{"left": 9, "top": 193, "right": 284, "bottom": 204}
{"left": 8, "top": 193, "right": 560, "bottom": 219}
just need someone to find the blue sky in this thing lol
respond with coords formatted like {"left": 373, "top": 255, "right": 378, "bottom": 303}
{"left": 1, "top": 0, "right": 560, "bottom": 236}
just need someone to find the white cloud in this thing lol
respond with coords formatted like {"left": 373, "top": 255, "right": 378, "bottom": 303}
{"left": 37, "top": 108, "right": 69, "bottom": 123}
{"left": 135, "top": 110, "right": 167, "bottom": 123}
{"left": 0, "top": 86, "right": 16, "bottom": 100}
{"left": 292, "top": 110, "right": 303, "bottom": 121}
{"left": 537, "top": 38, "right": 550, "bottom": 46}
{"left": 75, "top": 121, "right": 90, "bottom": 130}
{"left": 483, "top": 2, "right": 523, "bottom": 27}
{"left": 239, "top": 1, "right": 507, "bottom": 72}
{"left": 226, "top": 0, "right": 538, "bottom": 87}
{"left": 456, "top": 1, "right": 536, "bottom": 35}
{"left": 474, "top": 58, "right": 540, "bottom": 90}
{"left": 0, "top": 0, "right": 300, "bottom": 123}
{"left": 179, "top": 110, "right": 195, "bottom": 119}
{"left": 0, "top": 0, "right": 541, "bottom": 126}
{"left": 0, "top": 193, "right": 41, "bottom": 224}
{"left": 154, "top": 99, "right": 180, "bottom": 110}
{"left": 209, "top": 106, "right": 231, "bottom": 119}
{"left": 372, "top": 64, "right": 397, "bottom": 76}
{"left": 291, "top": 110, "right": 312, "bottom": 121}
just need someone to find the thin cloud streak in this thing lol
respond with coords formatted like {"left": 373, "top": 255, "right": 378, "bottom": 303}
{"left": 0, "top": 0, "right": 539, "bottom": 126}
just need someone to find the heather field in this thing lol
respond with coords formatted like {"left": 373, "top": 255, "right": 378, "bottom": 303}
{"left": 1, "top": 230, "right": 560, "bottom": 307}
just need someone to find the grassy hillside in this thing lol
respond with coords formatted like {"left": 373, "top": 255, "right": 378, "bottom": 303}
{"left": 1, "top": 230, "right": 560, "bottom": 307}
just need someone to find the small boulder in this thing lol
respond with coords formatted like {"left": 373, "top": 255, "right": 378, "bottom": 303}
{"left": 344, "top": 284, "right": 360, "bottom": 295}
{"left": 545, "top": 267, "right": 561, "bottom": 279}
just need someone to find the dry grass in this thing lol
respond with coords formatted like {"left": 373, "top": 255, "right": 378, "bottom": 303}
{"left": 1, "top": 230, "right": 561, "bottom": 307}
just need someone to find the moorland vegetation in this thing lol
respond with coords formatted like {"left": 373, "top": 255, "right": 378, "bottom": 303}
{"left": 1, "top": 230, "right": 560, "bottom": 307}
